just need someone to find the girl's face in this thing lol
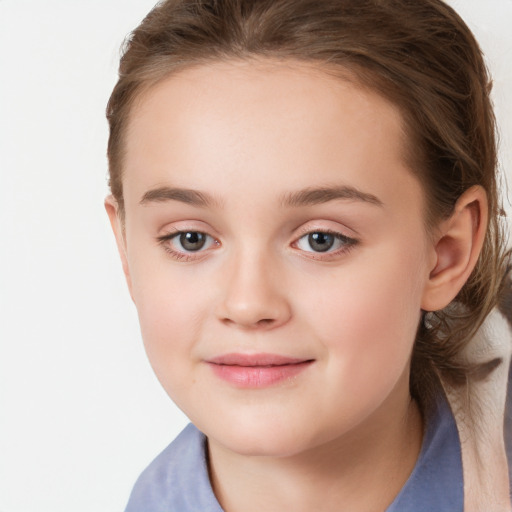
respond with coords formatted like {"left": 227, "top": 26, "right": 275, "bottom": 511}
{"left": 113, "top": 61, "right": 436, "bottom": 457}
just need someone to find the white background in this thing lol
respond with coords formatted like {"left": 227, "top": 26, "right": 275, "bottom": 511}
{"left": 0, "top": 1, "right": 510, "bottom": 511}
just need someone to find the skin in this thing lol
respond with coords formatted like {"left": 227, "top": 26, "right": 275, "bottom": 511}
{"left": 106, "top": 60, "right": 487, "bottom": 511}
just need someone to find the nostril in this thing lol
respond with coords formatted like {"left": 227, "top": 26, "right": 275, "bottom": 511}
{"left": 216, "top": 284, "right": 292, "bottom": 329}
{"left": 220, "top": 317, "right": 275, "bottom": 328}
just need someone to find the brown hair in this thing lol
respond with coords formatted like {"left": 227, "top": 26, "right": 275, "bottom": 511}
{"left": 107, "top": 0, "right": 509, "bottom": 409}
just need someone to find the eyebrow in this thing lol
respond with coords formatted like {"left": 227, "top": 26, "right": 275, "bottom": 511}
{"left": 140, "top": 187, "right": 220, "bottom": 208}
{"left": 281, "top": 185, "right": 383, "bottom": 208}
{"left": 139, "top": 184, "right": 383, "bottom": 209}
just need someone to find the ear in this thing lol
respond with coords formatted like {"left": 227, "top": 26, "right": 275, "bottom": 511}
{"left": 421, "top": 185, "right": 488, "bottom": 312}
{"left": 104, "top": 195, "right": 134, "bottom": 300}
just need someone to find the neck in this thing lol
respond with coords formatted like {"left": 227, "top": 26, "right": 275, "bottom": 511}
{"left": 207, "top": 391, "right": 423, "bottom": 512}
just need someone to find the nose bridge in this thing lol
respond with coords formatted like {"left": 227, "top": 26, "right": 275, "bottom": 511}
{"left": 217, "top": 242, "right": 291, "bottom": 329}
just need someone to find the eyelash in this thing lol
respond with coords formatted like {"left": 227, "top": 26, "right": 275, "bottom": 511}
{"left": 293, "top": 229, "right": 358, "bottom": 260}
{"left": 157, "top": 230, "right": 218, "bottom": 262}
{"left": 156, "top": 228, "right": 358, "bottom": 262}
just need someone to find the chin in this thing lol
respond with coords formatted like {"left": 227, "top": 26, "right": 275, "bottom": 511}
{"left": 200, "top": 415, "right": 322, "bottom": 458}
{"left": 215, "top": 431, "right": 311, "bottom": 458}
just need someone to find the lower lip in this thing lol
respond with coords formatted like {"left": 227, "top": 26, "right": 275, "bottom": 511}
{"left": 207, "top": 361, "right": 313, "bottom": 388}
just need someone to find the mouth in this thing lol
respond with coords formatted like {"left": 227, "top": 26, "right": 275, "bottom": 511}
{"left": 205, "top": 353, "right": 315, "bottom": 388}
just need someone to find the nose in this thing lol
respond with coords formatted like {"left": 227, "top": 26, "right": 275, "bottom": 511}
{"left": 216, "top": 250, "right": 292, "bottom": 330}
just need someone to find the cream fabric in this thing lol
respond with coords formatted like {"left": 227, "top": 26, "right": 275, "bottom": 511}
{"left": 445, "top": 306, "right": 512, "bottom": 511}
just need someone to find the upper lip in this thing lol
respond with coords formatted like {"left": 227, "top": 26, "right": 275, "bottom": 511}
{"left": 206, "top": 353, "right": 313, "bottom": 366}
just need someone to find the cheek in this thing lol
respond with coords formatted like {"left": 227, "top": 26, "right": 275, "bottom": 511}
{"left": 300, "top": 242, "right": 428, "bottom": 383}
{"left": 127, "top": 252, "right": 209, "bottom": 382}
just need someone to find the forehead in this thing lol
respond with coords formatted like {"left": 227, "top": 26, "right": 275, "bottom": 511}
{"left": 122, "top": 59, "right": 420, "bottom": 215}
{"left": 127, "top": 59, "right": 406, "bottom": 152}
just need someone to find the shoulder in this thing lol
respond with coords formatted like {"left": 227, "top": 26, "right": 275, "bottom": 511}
{"left": 124, "top": 423, "right": 223, "bottom": 512}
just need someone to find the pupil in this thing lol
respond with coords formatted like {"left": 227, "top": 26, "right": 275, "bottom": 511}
{"left": 180, "top": 232, "right": 206, "bottom": 251}
{"left": 308, "top": 232, "right": 334, "bottom": 252}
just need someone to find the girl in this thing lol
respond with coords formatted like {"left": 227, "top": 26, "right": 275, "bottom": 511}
{"left": 104, "top": 0, "right": 511, "bottom": 510}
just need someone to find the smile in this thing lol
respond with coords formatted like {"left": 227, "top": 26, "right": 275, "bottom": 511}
{"left": 205, "top": 353, "right": 314, "bottom": 388}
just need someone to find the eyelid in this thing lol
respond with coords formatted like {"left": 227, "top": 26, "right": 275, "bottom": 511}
{"left": 291, "top": 224, "right": 359, "bottom": 259}
{"left": 156, "top": 227, "right": 220, "bottom": 261}
{"left": 155, "top": 221, "right": 358, "bottom": 261}
{"left": 294, "top": 221, "right": 358, "bottom": 239}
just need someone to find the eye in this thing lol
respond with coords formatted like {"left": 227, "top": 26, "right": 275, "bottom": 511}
{"left": 175, "top": 231, "right": 210, "bottom": 251}
{"left": 158, "top": 230, "right": 217, "bottom": 254}
{"left": 295, "top": 231, "right": 356, "bottom": 254}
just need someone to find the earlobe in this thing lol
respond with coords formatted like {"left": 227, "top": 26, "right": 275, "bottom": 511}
{"left": 421, "top": 186, "right": 488, "bottom": 312}
{"left": 104, "top": 195, "right": 134, "bottom": 300}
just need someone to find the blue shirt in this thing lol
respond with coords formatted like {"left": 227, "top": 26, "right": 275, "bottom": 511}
{"left": 124, "top": 398, "right": 463, "bottom": 511}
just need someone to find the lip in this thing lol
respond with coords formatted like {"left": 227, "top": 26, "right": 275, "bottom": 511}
{"left": 205, "top": 353, "right": 314, "bottom": 388}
